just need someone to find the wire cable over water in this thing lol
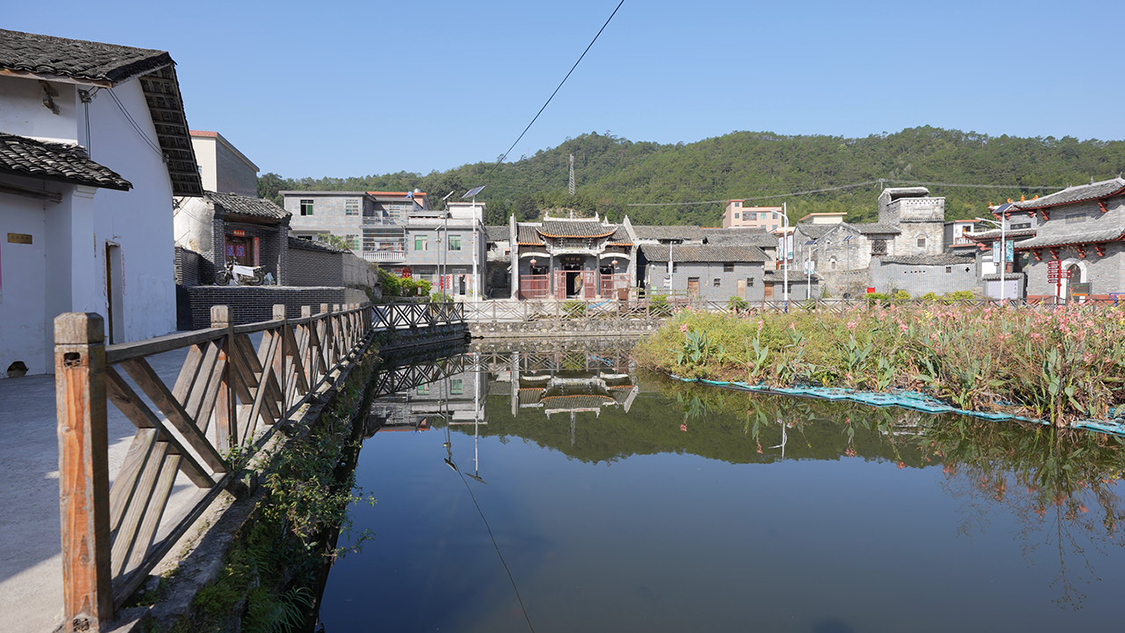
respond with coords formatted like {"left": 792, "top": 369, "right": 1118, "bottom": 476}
{"left": 454, "top": 467, "right": 537, "bottom": 633}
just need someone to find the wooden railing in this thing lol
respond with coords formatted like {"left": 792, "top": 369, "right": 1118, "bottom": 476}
{"left": 54, "top": 301, "right": 465, "bottom": 631}
{"left": 460, "top": 296, "right": 1124, "bottom": 324}
{"left": 372, "top": 301, "right": 464, "bottom": 330}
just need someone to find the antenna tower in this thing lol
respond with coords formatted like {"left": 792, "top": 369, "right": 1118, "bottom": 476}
{"left": 568, "top": 153, "right": 576, "bottom": 196}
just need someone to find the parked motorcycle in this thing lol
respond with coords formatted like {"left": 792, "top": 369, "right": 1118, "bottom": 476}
{"left": 215, "top": 260, "right": 266, "bottom": 285}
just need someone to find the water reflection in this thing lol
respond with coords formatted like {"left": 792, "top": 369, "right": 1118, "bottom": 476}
{"left": 320, "top": 340, "right": 1125, "bottom": 631}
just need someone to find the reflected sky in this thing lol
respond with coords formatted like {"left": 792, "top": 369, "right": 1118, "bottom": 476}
{"left": 318, "top": 341, "right": 1125, "bottom": 633}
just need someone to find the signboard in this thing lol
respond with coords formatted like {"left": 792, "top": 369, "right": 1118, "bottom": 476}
{"left": 232, "top": 229, "right": 246, "bottom": 237}
{"left": 1047, "top": 260, "right": 1061, "bottom": 283}
{"left": 1005, "top": 240, "right": 1014, "bottom": 263}
{"left": 992, "top": 241, "right": 1001, "bottom": 264}
{"left": 866, "top": 287, "right": 876, "bottom": 294}
{"left": 7, "top": 233, "right": 32, "bottom": 244}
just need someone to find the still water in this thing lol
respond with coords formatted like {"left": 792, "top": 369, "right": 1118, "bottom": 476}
{"left": 318, "top": 340, "right": 1125, "bottom": 632}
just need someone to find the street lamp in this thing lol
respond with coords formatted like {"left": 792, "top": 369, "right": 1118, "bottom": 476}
{"left": 974, "top": 216, "right": 1006, "bottom": 304}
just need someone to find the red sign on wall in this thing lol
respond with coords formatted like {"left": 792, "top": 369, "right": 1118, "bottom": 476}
{"left": 1047, "top": 260, "right": 1061, "bottom": 283}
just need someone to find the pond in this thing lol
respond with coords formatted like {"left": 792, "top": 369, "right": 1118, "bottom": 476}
{"left": 317, "top": 339, "right": 1125, "bottom": 632}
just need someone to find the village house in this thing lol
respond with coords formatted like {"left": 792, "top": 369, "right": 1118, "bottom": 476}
{"left": 794, "top": 187, "right": 951, "bottom": 297}
{"left": 721, "top": 199, "right": 785, "bottom": 231}
{"left": 397, "top": 201, "right": 487, "bottom": 298}
{"left": 1012, "top": 177, "right": 1125, "bottom": 303}
{"left": 639, "top": 243, "right": 768, "bottom": 301}
{"left": 0, "top": 29, "right": 202, "bottom": 375}
{"left": 963, "top": 201, "right": 1041, "bottom": 300}
{"left": 282, "top": 190, "right": 402, "bottom": 261}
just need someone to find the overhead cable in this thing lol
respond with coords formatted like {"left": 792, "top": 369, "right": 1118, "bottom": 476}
{"left": 483, "top": 0, "right": 626, "bottom": 183}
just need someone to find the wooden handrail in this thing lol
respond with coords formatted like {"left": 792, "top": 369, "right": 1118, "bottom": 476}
{"left": 55, "top": 301, "right": 465, "bottom": 631}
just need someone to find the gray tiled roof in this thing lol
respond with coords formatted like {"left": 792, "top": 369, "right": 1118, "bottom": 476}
{"left": 880, "top": 253, "right": 976, "bottom": 266}
{"left": 640, "top": 243, "right": 768, "bottom": 263}
{"left": 0, "top": 29, "right": 173, "bottom": 86}
{"left": 609, "top": 226, "right": 633, "bottom": 244}
{"left": 852, "top": 223, "right": 901, "bottom": 235}
{"left": 1013, "top": 178, "right": 1125, "bottom": 210}
{"left": 540, "top": 219, "right": 617, "bottom": 238}
{"left": 701, "top": 228, "right": 779, "bottom": 247}
{"left": 287, "top": 236, "right": 347, "bottom": 253}
{"left": 1014, "top": 227, "right": 1125, "bottom": 250}
{"left": 206, "top": 191, "right": 289, "bottom": 222}
{"left": 967, "top": 228, "right": 1037, "bottom": 240}
{"left": 517, "top": 224, "right": 544, "bottom": 244}
{"left": 632, "top": 225, "right": 705, "bottom": 241}
{"left": 796, "top": 223, "right": 837, "bottom": 239}
{"left": 0, "top": 132, "right": 131, "bottom": 190}
{"left": 485, "top": 225, "right": 510, "bottom": 241}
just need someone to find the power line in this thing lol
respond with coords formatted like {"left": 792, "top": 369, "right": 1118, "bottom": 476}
{"left": 106, "top": 88, "right": 165, "bottom": 158}
{"left": 483, "top": 0, "right": 626, "bottom": 183}
{"left": 454, "top": 467, "right": 536, "bottom": 633}
{"left": 624, "top": 178, "right": 1065, "bottom": 208}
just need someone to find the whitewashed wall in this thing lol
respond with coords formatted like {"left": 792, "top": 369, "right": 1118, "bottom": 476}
{"left": 0, "top": 76, "right": 176, "bottom": 375}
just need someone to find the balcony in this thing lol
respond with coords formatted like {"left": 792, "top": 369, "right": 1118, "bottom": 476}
{"left": 363, "top": 251, "right": 406, "bottom": 263}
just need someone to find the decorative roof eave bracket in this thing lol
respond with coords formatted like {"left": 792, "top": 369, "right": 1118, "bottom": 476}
{"left": 1077, "top": 245, "right": 1088, "bottom": 259}
{"left": 1098, "top": 200, "right": 1109, "bottom": 214}
{"left": 1032, "top": 249, "right": 1043, "bottom": 261}
{"left": 1095, "top": 244, "right": 1107, "bottom": 257}
{"left": 1039, "top": 209, "right": 1050, "bottom": 222}
{"left": 1049, "top": 247, "right": 1060, "bottom": 260}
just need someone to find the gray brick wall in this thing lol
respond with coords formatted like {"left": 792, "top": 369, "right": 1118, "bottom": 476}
{"left": 182, "top": 286, "right": 368, "bottom": 329}
{"left": 174, "top": 246, "right": 202, "bottom": 286}
{"left": 872, "top": 260, "right": 978, "bottom": 296}
{"left": 1025, "top": 242, "right": 1125, "bottom": 299}
{"left": 645, "top": 261, "right": 764, "bottom": 301}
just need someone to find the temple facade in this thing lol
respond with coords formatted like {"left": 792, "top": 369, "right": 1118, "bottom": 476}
{"left": 510, "top": 213, "right": 637, "bottom": 300}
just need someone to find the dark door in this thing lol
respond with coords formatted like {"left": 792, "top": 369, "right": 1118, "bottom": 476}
{"left": 687, "top": 277, "right": 700, "bottom": 298}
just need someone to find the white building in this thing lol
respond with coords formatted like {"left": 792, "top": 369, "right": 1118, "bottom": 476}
{"left": 0, "top": 29, "right": 202, "bottom": 375}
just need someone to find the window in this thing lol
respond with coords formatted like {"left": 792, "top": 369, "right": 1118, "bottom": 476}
{"left": 747, "top": 277, "right": 754, "bottom": 287}
{"left": 450, "top": 378, "right": 464, "bottom": 395}
{"left": 734, "top": 213, "right": 740, "bottom": 219}
{"left": 300, "top": 199, "right": 314, "bottom": 216}
{"left": 771, "top": 224, "right": 778, "bottom": 231}
{"left": 734, "top": 201, "right": 742, "bottom": 207}
{"left": 345, "top": 234, "right": 359, "bottom": 249}
{"left": 345, "top": 199, "right": 359, "bottom": 215}
{"left": 414, "top": 235, "right": 428, "bottom": 251}
{"left": 713, "top": 278, "right": 721, "bottom": 287}
{"left": 916, "top": 234, "right": 927, "bottom": 248}
{"left": 945, "top": 266, "right": 952, "bottom": 273}
{"left": 830, "top": 257, "right": 837, "bottom": 270}
{"left": 723, "top": 263, "right": 735, "bottom": 272}
{"left": 416, "top": 384, "right": 429, "bottom": 395}
{"left": 448, "top": 235, "right": 462, "bottom": 251}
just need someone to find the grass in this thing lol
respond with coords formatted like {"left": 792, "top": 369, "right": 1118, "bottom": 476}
{"left": 636, "top": 304, "right": 1125, "bottom": 426}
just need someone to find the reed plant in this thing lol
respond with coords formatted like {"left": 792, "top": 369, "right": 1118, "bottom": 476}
{"left": 635, "top": 304, "right": 1125, "bottom": 426}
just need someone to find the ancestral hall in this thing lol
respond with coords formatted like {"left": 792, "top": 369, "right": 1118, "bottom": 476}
{"left": 510, "top": 213, "right": 636, "bottom": 299}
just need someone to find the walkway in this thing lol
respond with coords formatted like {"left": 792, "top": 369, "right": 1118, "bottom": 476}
{"left": 0, "top": 347, "right": 189, "bottom": 633}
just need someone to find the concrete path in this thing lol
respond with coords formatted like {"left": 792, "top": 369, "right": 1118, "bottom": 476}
{"left": 0, "top": 346, "right": 193, "bottom": 633}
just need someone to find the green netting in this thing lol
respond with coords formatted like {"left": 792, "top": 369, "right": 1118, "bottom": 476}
{"left": 675, "top": 376, "right": 1125, "bottom": 437}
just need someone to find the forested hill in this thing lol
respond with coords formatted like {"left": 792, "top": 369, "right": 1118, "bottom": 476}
{"left": 258, "top": 127, "right": 1125, "bottom": 226}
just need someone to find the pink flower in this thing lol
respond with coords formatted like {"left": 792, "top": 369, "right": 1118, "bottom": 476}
{"left": 756, "top": 444, "right": 763, "bottom": 454}
{"left": 680, "top": 424, "right": 688, "bottom": 432}
{"left": 679, "top": 324, "right": 689, "bottom": 333}
{"left": 897, "top": 461, "right": 907, "bottom": 469}
{"left": 899, "top": 324, "right": 909, "bottom": 333}
{"left": 846, "top": 321, "right": 858, "bottom": 331}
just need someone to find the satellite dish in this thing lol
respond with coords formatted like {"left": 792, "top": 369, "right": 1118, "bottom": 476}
{"left": 462, "top": 185, "right": 486, "bottom": 199}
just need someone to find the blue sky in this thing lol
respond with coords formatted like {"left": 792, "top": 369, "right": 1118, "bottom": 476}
{"left": 8, "top": 0, "right": 1123, "bottom": 179}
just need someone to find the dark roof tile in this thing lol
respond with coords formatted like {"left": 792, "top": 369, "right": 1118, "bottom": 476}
{"left": 880, "top": 253, "right": 976, "bottom": 266}
{"left": 206, "top": 191, "right": 289, "bottom": 222}
{"left": 0, "top": 29, "right": 172, "bottom": 85}
{"left": 1013, "top": 178, "right": 1125, "bottom": 210}
{"left": 641, "top": 243, "right": 768, "bottom": 263}
{"left": 540, "top": 219, "right": 616, "bottom": 238}
{"left": 0, "top": 132, "right": 131, "bottom": 190}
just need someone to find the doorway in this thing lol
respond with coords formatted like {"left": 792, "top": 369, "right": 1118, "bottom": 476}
{"left": 105, "top": 243, "right": 124, "bottom": 344}
{"left": 687, "top": 277, "right": 700, "bottom": 298}
{"left": 563, "top": 260, "right": 583, "bottom": 298}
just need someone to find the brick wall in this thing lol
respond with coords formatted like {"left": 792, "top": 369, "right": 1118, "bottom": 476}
{"left": 174, "top": 246, "right": 202, "bottom": 286}
{"left": 182, "top": 286, "right": 368, "bottom": 329}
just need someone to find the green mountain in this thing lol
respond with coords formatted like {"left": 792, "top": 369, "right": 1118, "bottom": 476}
{"left": 259, "top": 126, "right": 1125, "bottom": 226}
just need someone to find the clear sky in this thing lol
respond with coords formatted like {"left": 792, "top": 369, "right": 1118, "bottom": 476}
{"left": 7, "top": 0, "right": 1123, "bottom": 180}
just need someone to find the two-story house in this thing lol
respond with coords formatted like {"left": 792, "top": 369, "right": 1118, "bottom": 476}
{"left": 1013, "top": 178, "right": 1125, "bottom": 303}
{"left": 282, "top": 190, "right": 403, "bottom": 262}
{"left": 0, "top": 29, "right": 202, "bottom": 375}
{"left": 510, "top": 213, "right": 636, "bottom": 300}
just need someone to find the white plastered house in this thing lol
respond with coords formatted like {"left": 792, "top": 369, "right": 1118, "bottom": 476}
{"left": 0, "top": 29, "right": 203, "bottom": 375}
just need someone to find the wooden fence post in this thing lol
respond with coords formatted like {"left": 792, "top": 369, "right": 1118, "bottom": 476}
{"left": 211, "top": 305, "right": 235, "bottom": 453}
{"left": 55, "top": 312, "right": 113, "bottom": 632}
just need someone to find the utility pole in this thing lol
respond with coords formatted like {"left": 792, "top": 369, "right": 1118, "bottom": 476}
{"left": 568, "top": 153, "right": 576, "bottom": 196}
